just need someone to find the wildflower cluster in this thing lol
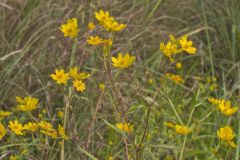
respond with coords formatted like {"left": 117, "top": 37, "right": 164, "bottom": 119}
{"left": 160, "top": 34, "right": 196, "bottom": 62}
{"left": 51, "top": 67, "right": 90, "bottom": 92}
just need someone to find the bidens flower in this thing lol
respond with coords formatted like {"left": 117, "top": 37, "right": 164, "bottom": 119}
{"left": 88, "top": 22, "right": 96, "bottom": 30}
{"left": 87, "top": 36, "right": 103, "bottom": 46}
{"left": 58, "top": 125, "right": 69, "bottom": 140}
{"left": 8, "top": 120, "right": 24, "bottom": 135}
{"left": 95, "top": 10, "right": 126, "bottom": 32}
{"left": 179, "top": 36, "right": 196, "bottom": 54}
{"left": 0, "top": 123, "right": 7, "bottom": 140}
{"left": 16, "top": 96, "right": 38, "bottom": 112}
{"left": 0, "top": 111, "right": 12, "bottom": 119}
{"left": 111, "top": 53, "right": 135, "bottom": 69}
{"left": 165, "top": 122, "right": 191, "bottom": 135}
{"left": 73, "top": 80, "right": 86, "bottom": 92}
{"left": 165, "top": 73, "right": 184, "bottom": 84}
{"left": 217, "top": 126, "right": 237, "bottom": 148}
{"left": 24, "top": 122, "right": 38, "bottom": 132}
{"left": 60, "top": 18, "right": 79, "bottom": 38}
{"left": 51, "top": 69, "right": 69, "bottom": 85}
{"left": 69, "top": 67, "right": 90, "bottom": 80}
{"left": 160, "top": 42, "right": 180, "bottom": 61}
{"left": 95, "top": 10, "right": 114, "bottom": 24}
{"left": 39, "top": 121, "right": 58, "bottom": 139}
{"left": 218, "top": 100, "right": 238, "bottom": 116}
{"left": 116, "top": 122, "right": 133, "bottom": 133}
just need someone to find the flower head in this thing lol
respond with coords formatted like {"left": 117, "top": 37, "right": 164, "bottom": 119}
{"left": 58, "top": 125, "right": 69, "bottom": 140}
{"left": 99, "top": 83, "right": 105, "bottom": 91}
{"left": 57, "top": 111, "right": 64, "bottom": 118}
{"left": 73, "top": 80, "right": 86, "bottom": 92}
{"left": 116, "top": 122, "right": 133, "bottom": 133}
{"left": 8, "top": 120, "right": 24, "bottom": 135}
{"left": 160, "top": 42, "right": 180, "bottom": 61}
{"left": 208, "top": 97, "right": 221, "bottom": 105}
{"left": 165, "top": 73, "right": 184, "bottom": 84}
{"left": 165, "top": 122, "right": 191, "bottom": 135}
{"left": 217, "top": 125, "right": 236, "bottom": 148}
{"left": 175, "top": 125, "right": 191, "bottom": 135}
{"left": 24, "top": 122, "right": 38, "bottom": 132}
{"left": 0, "top": 111, "right": 12, "bottom": 119}
{"left": 39, "top": 121, "right": 58, "bottom": 138}
{"left": 0, "top": 123, "right": 7, "bottom": 140}
{"left": 87, "top": 36, "right": 103, "bottom": 46}
{"left": 179, "top": 36, "right": 196, "bottom": 54}
{"left": 111, "top": 53, "right": 135, "bottom": 69}
{"left": 88, "top": 22, "right": 96, "bottom": 30}
{"left": 218, "top": 100, "right": 238, "bottom": 116}
{"left": 16, "top": 96, "right": 38, "bottom": 112}
{"left": 69, "top": 67, "right": 90, "bottom": 80}
{"left": 95, "top": 10, "right": 114, "bottom": 23}
{"left": 95, "top": 10, "right": 126, "bottom": 32}
{"left": 60, "top": 18, "right": 79, "bottom": 38}
{"left": 50, "top": 69, "right": 69, "bottom": 85}
{"left": 176, "top": 62, "right": 182, "bottom": 69}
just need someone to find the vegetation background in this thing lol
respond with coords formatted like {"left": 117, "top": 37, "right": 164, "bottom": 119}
{"left": 1, "top": 0, "right": 240, "bottom": 159}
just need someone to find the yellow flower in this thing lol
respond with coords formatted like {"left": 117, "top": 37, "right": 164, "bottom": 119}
{"left": 0, "top": 111, "right": 12, "bottom": 118}
{"left": 165, "top": 73, "right": 184, "bottom": 84}
{"left": 24, "top": 122, "right": 38, "bottom": 132}
{"left": 208, "top": 97, "right": 221, "bottom": 105}
{"left": 16, "top": 96, "right": 38, "bottom": 112}
{"left": 210, "top": 83, "right": 218, "bottom": 91}
{"left": 69, "top": 67, "right": 91, "bottom": 80}
{"left": 218, "top": 100, "right": 238, "bottom": 116}
{"left": 176, "top": 62, "right": 182, "bottom": 69}
{"left": 8, "top": 120, "right": 24, "bottom": 135}
{"left": 160, "top": 42, "right": 180, "bottom": 61}
{"left": 87, "top": 36, "right": 103, "bottom": 45}
{"left": 9, "top": 155, "right": 19, "bottom": 160}
{"left": 88, "top": 22, "right": 96, "bottom": 30}
{"left": 217, "top": 126, "right": 237, "bottom": 148}
{"left": 116, "top": 122, "right": 133, "bottom": 133}
{"left": 165, "top": 122, "right": 191, "bottom": 135}
{"left": 58, "top": 125, "right": 69, "bottom": 140}
{"left": 102, "top": 39, "right": 113, "bottom": 46}
{"left": 0, "top": 123, "right": 7, "bottom": 140}
{"left": 59, "top": 18, "right": 79, "bottom": 38}
{"left": 95, "top": 10, "right": 115, "bottom": 23}
{"left": 41, "top": 129, "right": 58, "bottom": 139}
{"left": 50, "top": 69, "right": 69, "bottom": 85}
{"left": 108, "top": 156, "right": 114, "bottom": 160}
{"left": 111, "top": 53, "right": 135, "bottom": 69}
{"left": 174, "top": 125, "right": 191, "bottom": 135}
{"left": 104, "top": 20, "right": 126, "bottom": 32}
{"left": 99, "top": 83, "right": 105, "bottom": 91}
{"left": 73, "top": 80, "right": 86, "bottom": 92}
{"left": 39, "top": 121, "right": 58, "bottom": 138}
{"left": 95, "top": 10, "right": 126, "bottom": 32}
{"left": 57, "top": 111, "right": 64, "bottom": 118}
{"left": 179, "top": 36, "right": 196, "bottom": 54}
{"left": 164, "top": 122, "right": 175, "bottom": 128}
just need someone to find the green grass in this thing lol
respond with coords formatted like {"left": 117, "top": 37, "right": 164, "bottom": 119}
{"left": 1, "top": 0, "right": 240, "bottom": 159}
